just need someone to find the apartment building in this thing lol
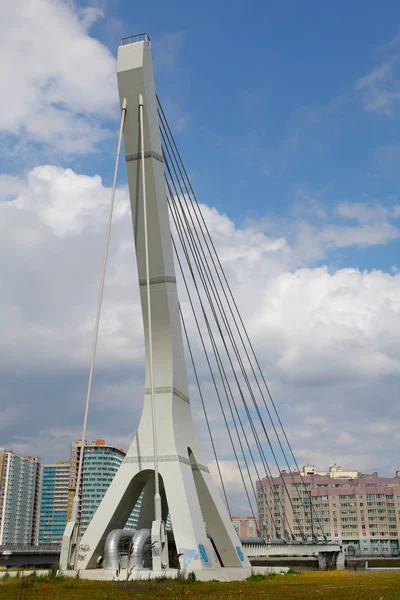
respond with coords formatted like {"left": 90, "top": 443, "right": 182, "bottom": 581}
{"left": 232, "top": 515, "right": 258, "bottom": 537}
{"left": 38, "top": 462, "right": 70, "bottom": 544}
{"left": 302, "top": 463, "right": 358, "bottom": 479}
{"left": 0, "top": 449, "right": 4, "bottom": 484}
{"left": 257, "top": 465, "right": 400, "bottom": 556}
{"left": 67, "top": 439, "right": 140, "bottom": 536}
{"left": 0, "top": 450, "right": 41, "bottom": 545}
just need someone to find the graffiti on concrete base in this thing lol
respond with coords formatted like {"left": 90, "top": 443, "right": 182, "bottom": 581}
{"left": 178, "top": 548, "right": 199, "bottom": 567}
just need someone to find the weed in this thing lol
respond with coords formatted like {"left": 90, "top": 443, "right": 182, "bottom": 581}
{"left": 48, "top": 564, "right": 58, "bottom": 577}
{"left": 187, "top": 571, "right": 196, "bottom": 584}
{"left": 1, "top": 569, "right": 400, "bottom": 599}
{"left": 174, "top": 586, "right": 190, "bottom": 598}
{"left": 246, "top": 571, "right": 267, "bottom": 582}
{"left": 176, "top": 569, "right": 187, "bottom": 582}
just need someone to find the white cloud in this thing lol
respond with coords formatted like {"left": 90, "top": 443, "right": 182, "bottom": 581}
{"left": 336, "top": 201, "right": 391, "bottom": 224}
{"left": 11, "top": 165, "right": 130, "bottom": 236}
{"left": 319, "top": 222, "right": 399, "bottom": 248}
{"left": 261, "top": 267, "right": 400, "bottom": 384}
{"left": 0, "top": 174, "right": 21, "bottom": 202}
{"left": 0, "top": 165, "right": 137, "bottom": 372}
{"left": 0, "top": 0, "right": 117, "bottom": 154}
{"left": 0, "top": 165, "right": 399, "bottom": 491}
{"left": 293, "top": 184, "right": 330, "bottom": 219}
{"left": 355, "top": 57, "right": 400, "bottom": 116}
{"left": 242, "top": 201, "right": 399, "bottom": 272}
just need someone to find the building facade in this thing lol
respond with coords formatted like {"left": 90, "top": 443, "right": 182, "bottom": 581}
{"left": 257, "top": 465, "right": 400, "bottom": 556}
{"left": 0, "top": 450, "right": 41, "bottom": 545}
{"left": 0, "top": 449, "right": 4, "bottom": 484}
{"left": 67, "top": 440, "right": 140, "bottom": 536}
{"left": 232, "top": 516, "right": 258, "bottom": 537}
{"left": 38, "top": 462, "right": 70, "bottom": 544}
{"left": 302, "top": 463, "right": 358, "bottom": 479}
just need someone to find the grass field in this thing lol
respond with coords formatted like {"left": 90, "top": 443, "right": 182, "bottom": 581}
{"left": 1, "top": 570, "right": 400, "bottom": 599}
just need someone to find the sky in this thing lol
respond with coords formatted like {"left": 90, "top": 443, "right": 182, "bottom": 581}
{"left": 1, "top": 0, "right": 400, "bottom": 515}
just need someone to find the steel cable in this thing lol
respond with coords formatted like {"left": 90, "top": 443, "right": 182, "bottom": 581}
{"left": 161, "top": 124, "right": 297, "bottom": 539}
{"left": 157, "top": 98, "right": 326, "bottom": 541}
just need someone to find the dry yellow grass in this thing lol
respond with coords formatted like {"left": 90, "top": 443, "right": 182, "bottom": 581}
{"left": 1, "top": 570, "right": 400, "bottom": 599}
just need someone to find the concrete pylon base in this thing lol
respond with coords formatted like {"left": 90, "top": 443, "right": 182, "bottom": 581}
{"left": 75, "top": 391, "right": 249, "bottom": 572}
{"left": 64, "top": 566, "right": 289, "bottom": 582}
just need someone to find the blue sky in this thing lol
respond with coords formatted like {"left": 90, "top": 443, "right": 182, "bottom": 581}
{"left": 1, "top": 1, "right": 400, "bottom": 513}
{"left": 70, "top": 1, "right": 400, "bottom": 271}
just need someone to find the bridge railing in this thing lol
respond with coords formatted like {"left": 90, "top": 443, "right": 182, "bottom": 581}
{"left": 120, "top": 33, "right": 151, "bottom": 48}
{"left": 242, "top": 542, "right": 341, "bottom": 558}
{"left": 0, "top": 544, "right": 61, "bottom": 553}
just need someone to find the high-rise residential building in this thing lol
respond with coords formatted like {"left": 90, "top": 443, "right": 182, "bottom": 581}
{"left": 232, "top": 516, "right": 258, "bottom": 537}
{"left": 0, "top": 450, "right": 41, "bottom": 545}
{"left": 257, "top": 465, "right": 400, "bottom": 556}
{"left": 301, "top": 463, "right": 359, "bottom": 479}
{"left": 67, "top": 440, "right": 140, "bottom": 535}
{"left": 38, "top": 462, "right": 70, "bottom": 544}
{"left": 0, "top": 449, "right": 4, "bottom": 485}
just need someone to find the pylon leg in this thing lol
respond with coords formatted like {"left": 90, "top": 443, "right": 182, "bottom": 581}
{"left": 75, "top": 414, "right": 249, "bottom": 571}
{"left": 76, "top": 460, "right": 150, "bottom": 570}
{"left": 162, "top": 452, "right": 249, "bottom": 570}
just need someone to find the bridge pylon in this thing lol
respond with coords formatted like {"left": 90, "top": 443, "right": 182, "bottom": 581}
{"left": 60, "top": 34, "right": 249, "bottom": 575}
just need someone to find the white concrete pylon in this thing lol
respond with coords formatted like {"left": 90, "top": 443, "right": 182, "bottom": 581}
{"left": 75, "top": 37, "right": 249, "bottom": 572}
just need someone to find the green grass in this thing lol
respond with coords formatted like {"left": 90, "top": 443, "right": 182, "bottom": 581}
{"left": 1, "top": 570, "right": 400, "bottom": 599}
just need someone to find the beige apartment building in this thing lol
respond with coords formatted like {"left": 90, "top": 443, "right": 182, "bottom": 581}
{"left": 257, "top": 465, "right": 400, "bottom": 556}
{"left": 231, "top": 515, "right": 258, "bottom": 538}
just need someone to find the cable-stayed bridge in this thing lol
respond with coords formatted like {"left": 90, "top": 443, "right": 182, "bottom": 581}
{"left": 58, "top": 33, "right": 344, "bottom": 580}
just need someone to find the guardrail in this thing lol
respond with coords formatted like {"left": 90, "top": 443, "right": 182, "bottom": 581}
{"left": 0, "top": 544, "right": 60, "bottom": 553}
{"left": 120, "top": 33, "right": 151, "bottom": 48}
